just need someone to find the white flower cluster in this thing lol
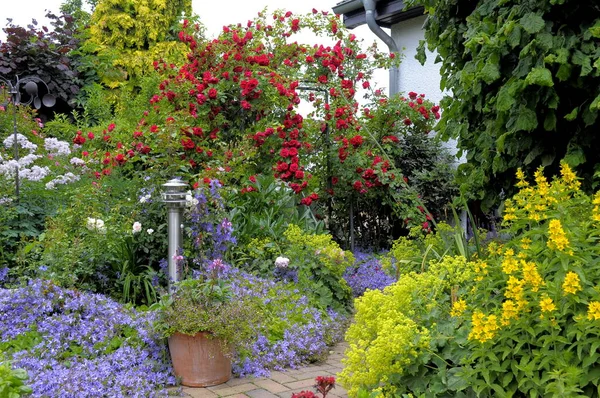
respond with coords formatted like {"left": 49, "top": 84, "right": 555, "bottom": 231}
{"left": 186, "top": 191, "right": 199, "bottom": 207}
{"left": 132, "top": 221, "right": 142, "bottom": 234}
{"left": 69, "top": 157, "right": 86, "bottom": 168}
{"left": 18, "top": 153, "right": 42, "bottom": 167}
{"left": 3, "top": 133, "right": 37, "bottom": 152}
{"left": 19, "top": 165, "right": 50, "bottom": 182}
{"left": 46, "top": 172, "right": 80, "bottom": 190}
{"left": 275, "top": 256, "right": 290, "bottom": 268}
{"left": 86, "top": 217, "right": 106, "bottom": 233}
{"left": 44, "top": 137, "right": 71, "bottom": 156}
{"left": 139, "top": 193, "right": 152, "bottom": 203}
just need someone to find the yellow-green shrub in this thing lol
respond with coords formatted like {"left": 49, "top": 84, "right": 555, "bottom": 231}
{"left": 339, "top": 255, "right": 476, "bottom": 397}
{"left": 283, "top": 224, "right": 353, "bottom": 311}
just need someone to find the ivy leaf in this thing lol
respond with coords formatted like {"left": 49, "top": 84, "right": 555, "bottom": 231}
{"left": 525, "top": 67, "right": 554, "bottom": 87}
{"left": 520, "top": 13, "right": 545, "bottom": 34}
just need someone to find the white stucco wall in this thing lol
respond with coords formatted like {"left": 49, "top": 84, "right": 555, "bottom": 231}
{"left": 391, "top": 15, "right": 462, "bottom": 160}
{"left": 391, "top": 15, "right": 444, "bottom": 104}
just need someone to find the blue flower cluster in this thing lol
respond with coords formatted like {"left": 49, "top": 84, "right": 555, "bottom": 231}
{"left": 0, "top": 280, "right": 174, "bottom": 397}
{"left": 222, "top": 268, "right": 346, "bottom": 377}
{"left": 343, "top": 251, "right": 395, "bottom": 297}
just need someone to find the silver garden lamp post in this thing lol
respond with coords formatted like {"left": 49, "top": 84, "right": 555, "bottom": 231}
{"left": 162, "top": 178, "right": 188, "bottom": 292}
{"left": 0, "top": 75, "right": 56, "bottom": 202}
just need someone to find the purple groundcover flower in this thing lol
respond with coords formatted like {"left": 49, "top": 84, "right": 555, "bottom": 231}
{"left": 222, "top": 268, "right": 346, "bottom": 378}
{"left": 0, "top": 280, "right": 173, "bottom": 397}
{"left": 343, "top": 251, "right": 395, "bottom": 297}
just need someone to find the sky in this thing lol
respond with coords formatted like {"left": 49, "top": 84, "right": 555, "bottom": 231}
{"left": 0, "top": 0, "right": 390, "bottom": 90}
{"left": 0, "top": 0, "right": 385, "bottom": 48}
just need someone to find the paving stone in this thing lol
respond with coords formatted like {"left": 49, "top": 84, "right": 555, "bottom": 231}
{"left": 246, "top": 389, "right": 280, "bottom": 398}
{"left": 269, "top": 371, "right": 296, "bottom": 384}
{"left": 283, "top": 378, "right": 316, "bottom": 390}
{"left": 210, "top": 384, "right": 257, "bottom": 397}
{"left": 292, "top": 370, "right": 332, "bottom": 381}
{"left": 226, "top": 378, "right": 254, "bottom": 387}
{"left": 252, "top": 379, "right": 290, "bottom": 394}
{"left": 182, "top": 388, "right": 219, "bottom": 398}
{"left": 220, "top": 394, "right": 250, "bottom": 398}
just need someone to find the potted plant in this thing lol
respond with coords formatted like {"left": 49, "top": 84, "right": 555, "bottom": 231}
{"left": 152, "top": 258, "right": 259, "bottom": 387}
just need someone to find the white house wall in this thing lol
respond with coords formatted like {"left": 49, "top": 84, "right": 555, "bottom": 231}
{"left": 391, "top": 15, "right": 461, "bottom": 160}
{"left": 390, "top": 15, "right": 444, "bottom": 104}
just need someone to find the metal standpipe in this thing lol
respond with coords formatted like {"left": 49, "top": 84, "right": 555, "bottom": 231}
{"left": 162, "top": 178, "right": 188, "bottom": 292}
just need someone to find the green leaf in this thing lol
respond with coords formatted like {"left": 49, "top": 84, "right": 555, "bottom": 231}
{"left": 525, "top": 67, "right": 554, "bottom": 87}
{"left": 514, "top": 107, "right": 538, "bottom": 132}
{"left": 572, "top": 50, "right": 593, "bottom": 76}
{"left": 590, "top": 94, "right": 600, "bottom": 111}
{"left": 520, "top": 13, "right": 546, "bottom": 34}
{"left": 590, "top": 21, "right": 600, "bottom": 38}
{"left": 565, "top": 107, "right": 578, "bottom": 121}
{"left": 544, "top": 111, "right": 557, "bottom": 131}
{"left": 481, "top": 62, "right": 501, "bottom": 84}
{"left": 497, "top": 85, "right": 516, "bottom": 112}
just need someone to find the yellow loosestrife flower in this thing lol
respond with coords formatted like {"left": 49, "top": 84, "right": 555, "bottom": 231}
{"left": 501, "top": 300, "right": 519, "bottom": 326}
{"left": 547, "top": 219, "right": 571, "bottom": 253}
{"left": 593, "top": 192, "right": 600, "bottom": 223}
{"left": 502, "top": 249, "right": 519, "bottom": 275}
{"left": 560, "top": 162, "right": 581, "bottom": 191}
{"left": 522, "top": 260, "right": 544, "bottom": 292}
{"left": 473, "top": 260, "right": 488, "bottom": 281}
{"left": 468, "top": 311, "right": 499, "bottom": 343}
{"left": 539, "top": 295, "right": 556, "bottom": 313}
{"left": 587, "top": 302, "right": 600, "bottom": 321}
{"left": 515, "top": 168, "right": 529, "bottom": 188}
{"left": 562, "top": 271, "right": 582, "bottom": 295}
{"left": 520, "top": 238, "right": 532, "bottom": 250}
{"left": 450, "top": 299, "right": 467, "bottom": 317}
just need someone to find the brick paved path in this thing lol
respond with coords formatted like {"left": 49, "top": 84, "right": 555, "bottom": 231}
{"left": 177, "top": 342, "right": 348, "bottom": 398}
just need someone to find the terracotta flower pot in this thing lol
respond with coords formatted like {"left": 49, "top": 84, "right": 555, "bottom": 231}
{"left": 168, "top": 332, "right": 232, "bottom": 387}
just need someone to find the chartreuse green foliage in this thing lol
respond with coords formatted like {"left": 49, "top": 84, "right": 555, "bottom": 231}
{"left": 410, "top": 0, "right": 600, "bottom": 210}
{"left": 85, "top": 0, "right": 193, "bottom": 89}
{"left": 283, "top": 225, "right": 353, "bottom": 311}
{"left": 0, "top": 355, "right": 32, "bottom": 398}
{"left": 341, "top": 164, "right": 600, "bottom": 397}
{"left": 339, "top": 255, "right": 475, "bottom": 397}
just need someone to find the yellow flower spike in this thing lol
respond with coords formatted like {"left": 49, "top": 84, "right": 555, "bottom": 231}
{"left": 522, "top": 260, "right": 544, "bottom": 292}
{"left": 502, "top": 256, "right": 519, "bottom": 275}
{"left": 450, "top": 299, "right": 467, "bottom": 317}
{"left": 520, "top": 238, "right": 532, "bottom": 250}
{"left": 501, "top": 300, "right": 519, "bottom": 325}
{"left": 547, "top": 219, "right": 571, "bottom": 252}
{"left": 562, "top": 271, "right": 582, "bottom": 295}
{"left": 560, "top": 162, "right": 581, "bottom": 191}
{"left": 540, "top": 295, "right": 556, "bottom": 313}
{"left": 587, "top": 301, "right": 600, "bottom": 321}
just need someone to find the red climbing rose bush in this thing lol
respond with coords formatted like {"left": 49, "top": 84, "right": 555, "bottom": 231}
{"left": 73, "top": 9, "right": 456, "bottom": 247}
